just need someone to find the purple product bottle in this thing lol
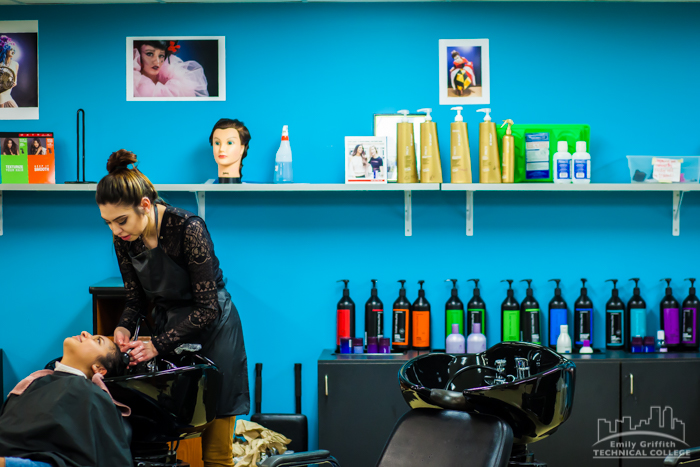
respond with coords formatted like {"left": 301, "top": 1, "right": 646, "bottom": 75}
{"left": 446, "top": 323, "right": 466, "bottom": 354}
{"left": 378, "top": 338, "right": 391, "bottom": 354}
{"left": 660, "top": 279, "right": 681, "bottom": 349}
{"left": 367, "top": 337, "right": 378, "bottom": 354}
{"left": 352, "top": 337, "right": 364, "bottom": 354}
{"left": 643, "top": 336, "right": 656, "bottom": 352}
{"left": 466, "top": 323, "right": 487, "bottom": 353}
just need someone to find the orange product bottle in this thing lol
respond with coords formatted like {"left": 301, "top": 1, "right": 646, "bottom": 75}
{"left": 412, "top": 280, "right": 431, "bottom": 350}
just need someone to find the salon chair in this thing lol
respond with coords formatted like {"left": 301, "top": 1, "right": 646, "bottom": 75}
{"left": 664, "top": 447, "right": 700, "bottom": 465}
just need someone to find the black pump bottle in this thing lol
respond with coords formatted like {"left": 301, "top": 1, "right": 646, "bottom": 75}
{"left": 574, "top": 279, "right": 593, "bottom": 351}
{"left": 364, "top": 279, "right": 383, "bottom": 347}
{"left": 392, "top": 280, "right": 412, "bottom": 352}
{"left": 520, "top": 279, "right": 541, "bottom": 344}
{"left": 412, "top": 280, "right": 431, "bottom": 350}
{"left": 660, "top": 279, "right": 681, "bottom": 350}
{"left": 336, "top": 279, "right": 355, "bottom": 352}
{"left": 445, "top": 279, "right": 464, "bottom": 338}
{"left": 501, "top": 280, "right": 520, "bottom": 341}
{"left": 466, "top": 279, "right": 486, "bottom": 337}
{"left": 605, "top": 279, "right": 625, "bottom": 350}
{"left": 548, "top": 279, "right": 568, "bottom": 350}
{"left": 627, "top": 278, "right": 647, "bottom": 352}
{"left": 682, "top": 278, "right": 699, "bottom": 350}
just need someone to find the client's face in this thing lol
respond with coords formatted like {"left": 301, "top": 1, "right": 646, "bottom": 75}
{"left": 63, "top": 331, "right": 115, "bottom": 368}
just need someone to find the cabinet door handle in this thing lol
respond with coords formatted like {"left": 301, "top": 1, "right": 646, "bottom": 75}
{"left": 325, "top": 375, "right": 329, "bottom": 396}
{"left": 630, "top": 373, "right": 634, "bottom": 395}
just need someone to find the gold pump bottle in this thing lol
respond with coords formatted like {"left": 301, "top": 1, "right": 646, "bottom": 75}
{"left": 396, "top": 110, "right": 419, "bottom": 183}
{"left": 449, "top": 106, "right": 472, "bottom": 183}
{"left": 501, "top": 119, "right": 515, "bottom": 183}
{"left": 417, "top": 108, "right": 442, "bottom": 183}
{"left": 477, "top": 108, "right": 502, "bottom": 183}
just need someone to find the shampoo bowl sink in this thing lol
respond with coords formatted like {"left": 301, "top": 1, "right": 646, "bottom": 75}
{"left": 399, "top": 342, "right": 575, "bottom": 445}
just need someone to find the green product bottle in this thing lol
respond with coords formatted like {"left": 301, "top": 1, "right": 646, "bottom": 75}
{"left": 501, "top": 279, "right": 520, "bottom": 342}
{"left": 467, "top": 279, "right": 486, "bottom": 338}
{"left": 445, "top": 279, "right": 464, "bottom": 338}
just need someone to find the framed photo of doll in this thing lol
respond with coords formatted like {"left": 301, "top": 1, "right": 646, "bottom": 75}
{"left": 0, "top": 21, "right": 39, "bottom": 120}
{"left": 439, "top": 39, "right": 490, "bottom": 106}
{"left": 126, "top": 36, "right": 225, "bottom": 101}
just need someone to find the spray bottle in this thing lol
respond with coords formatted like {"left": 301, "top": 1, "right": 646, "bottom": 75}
{"left": 605, "top": 279, "right": 625, "bottom": 349}
{"left": 501, "top": 279, "right": 520, "bottom": 341}
{"left": 336, "top": 280, "right": 355, "bottom": 352}
{"left": 445, "top": 279, "right": 464, "bottom": 338}
{"left": 391, "top": 280, "right": 412, "bottom": 352}
{"left": 476, "top": 108, "right": 502, "bottom": 183}
{"left": 574, "top": 279, "right": 593, "bottom": 351}
{"left": 660, "top": 279, "right": 681, "bottom": 350}
{"left": 412, "top": 280, "right": 431, "bottom": 350}
{"left": 627, "top": 278, "right": 647, "bottom": 352}
{"left": 396, "top": 110, "right": 419, "bottom": 183}
{"left": 273, "top": 125, "right": 293, "bottom": 183}
{"left": 500, "top": 119, "right": 515, "bottom": 183}
{"left": 519, "top": 279, "right": 541, "bottom": 344}
{"left": 449, "top": 106, "right": 472, "bottom": 183}
{"left": 364, "top": 280, "right": 383, "bottom": 347}
{"left": 682, "top": 278, "right": 699, "bottom": 350}
{"left": 417, "top": 108, "right": 442, "bottom": 183}
{"left": 466, "top": 279, "right": 486, "bottom": 339}
{"left": 548, "top": 279, "right": 568, "bottom": 350}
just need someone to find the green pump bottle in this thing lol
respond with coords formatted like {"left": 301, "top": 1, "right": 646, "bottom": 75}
{"left": 445, "top": 279, "right": 464, "bottom": 338}
{"left": 501, "top": 280, "right": 520, "bottom": 342}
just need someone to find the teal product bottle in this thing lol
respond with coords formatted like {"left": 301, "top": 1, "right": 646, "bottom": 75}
{"left": 501, "top": 280, "right": 520, "bottom": 342}
{"left": 445, "top": 279, "right": 464, "bottom": 338}
{"left": 682, "top": 278, "right": 699, "bottom": 350}
{"left": 574, "top": 279, "right": 593, "bottom": 351}
{"left": 627, "top": 278, "right": 647, "bottom": 351}
{"left": 548, "top": 279, "right": 568, "bottom": 350}
{"left": 466, "top": 279, "right": 486, "bottom": 339}
{"left": 520, "top": 279, "right": 541, "bottom": 344}
{"left": 605, "top": 279, "right": 625, "bottom": 349}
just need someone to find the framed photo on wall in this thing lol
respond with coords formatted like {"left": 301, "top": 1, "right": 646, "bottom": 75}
{"left": 0, "top": 20, "right": 39, "bottom": 120}
{"left": 439, "top": 39, "right": 490, "bottom": 106}
{"left": 127, "top": 36, "right": 225, "bottom": 101}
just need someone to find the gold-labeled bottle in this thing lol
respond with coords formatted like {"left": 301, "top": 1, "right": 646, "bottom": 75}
{"left": 501, "top": 119, "right": 515, "bottom": 183}
{"left": 417, "top": 108, "right": 443, "bottom": 183}
{"left": 449, "top": 106, "right": 472, "bottom": 183}
{"left": 396, "top": 110, "right": 419, "bottom": 183}
{"left": 477, "top": 108, "right": 502, "bottom": 184}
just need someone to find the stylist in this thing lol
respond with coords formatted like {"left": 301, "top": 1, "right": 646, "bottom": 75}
{"left": 95, "top": 149, "right": 249, "bottom": 467}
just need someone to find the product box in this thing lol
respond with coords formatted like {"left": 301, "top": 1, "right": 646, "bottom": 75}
{"left": 1, "top": 132, "right": 55, "bottom": 184}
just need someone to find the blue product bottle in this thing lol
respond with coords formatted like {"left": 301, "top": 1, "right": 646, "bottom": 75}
{"left": 627, "top": 278, "right": 647, "bottom": 351}
{"left": 605, "top": 279, "right": 625, "bottom": 349}
{"left": 574, "top": 279, "right": 593, "bottom": 351}
{"left": 548, "top": 279, "right": 568, "bottom": 350}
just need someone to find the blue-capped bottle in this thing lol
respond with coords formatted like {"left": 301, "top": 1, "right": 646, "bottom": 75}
{"left": 548, "top": 279, "right": 568, "bottom": 350}
{"left": 627, "top": 278, "right": 647, "bottom": 351}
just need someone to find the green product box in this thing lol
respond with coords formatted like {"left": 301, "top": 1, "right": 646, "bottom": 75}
{"left": 18, "top": 137, "right": 28, "bottom": 156}
{"left": 1, "top": 155, "right": 29, "bottom": 183}
{"left": 496, "top": 124, "right": 590, "bottom": 183}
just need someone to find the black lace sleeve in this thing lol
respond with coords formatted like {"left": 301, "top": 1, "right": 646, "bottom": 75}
{"left": 151, "top": 217, "right": 221, "bottom": 354}
{"left": 115, "top": 239, "right": 149, "bottom": 336}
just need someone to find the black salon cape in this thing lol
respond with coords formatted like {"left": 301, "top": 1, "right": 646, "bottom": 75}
{"left": 0, "top": 372, "right": 132, "bottom": 467}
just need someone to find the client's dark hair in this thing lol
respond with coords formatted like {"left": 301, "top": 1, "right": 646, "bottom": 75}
{"left": 98, "top": 341, "right": 126, "bottom": 377}
{"left": 209, "top": 118, "right": 251, "bottom": 176}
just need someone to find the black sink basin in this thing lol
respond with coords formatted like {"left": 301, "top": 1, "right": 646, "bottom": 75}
{"left": 399, "top": 342, "right": 575, "bottom": 445}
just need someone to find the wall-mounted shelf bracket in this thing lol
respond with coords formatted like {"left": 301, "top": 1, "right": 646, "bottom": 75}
{"left": 673, "top": 191, "right": 684, "bottom": 236}
{"left": 404, "top": 191, "right": 412, "bottom": 236}
{"left": 466, "top": 191, "right": 474, "bottom": 236}
{"left": 196, "top": 191, "right": 206, "bottom": 221}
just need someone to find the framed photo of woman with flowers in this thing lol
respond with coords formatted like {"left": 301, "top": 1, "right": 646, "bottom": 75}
{"left": 126, "top": 36, "right": 225, "bottom": 102}
{"left": 0, "top": 20, "right": 39, "bottom": 120}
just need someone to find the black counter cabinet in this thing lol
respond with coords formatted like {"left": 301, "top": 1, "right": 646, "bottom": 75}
{"left": 318, "top": 350, "right": 700, "bottom": 467}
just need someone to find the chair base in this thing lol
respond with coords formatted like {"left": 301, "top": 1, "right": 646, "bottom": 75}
{"left": 508, "top": 445, "right": 547, "bottom": 467}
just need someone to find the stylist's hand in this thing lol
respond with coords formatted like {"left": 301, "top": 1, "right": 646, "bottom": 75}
{"left": 126, "top": 340, "right": 159, "bottom": 366}
{"left": 114, "top": 327, "right": 131, "bottom": 352}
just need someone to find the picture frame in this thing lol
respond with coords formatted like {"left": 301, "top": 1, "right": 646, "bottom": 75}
{"left": 439, "top": 39, "right": 490, "bottom": 106}
{"left": 373, "top": 113, "right": 426, "bottom": 183}
{"left": 345, "top": 136, "right": 388, "bottom": 184}
{"left": 0, "top": 20, "right": 39, "bottom": 120}
{"left": 127, "top": 36, "right": 225, "bottom": 101}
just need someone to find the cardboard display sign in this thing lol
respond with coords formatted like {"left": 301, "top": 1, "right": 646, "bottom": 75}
{"left": 1, "top": 132, "right": 55, "bottom": 184}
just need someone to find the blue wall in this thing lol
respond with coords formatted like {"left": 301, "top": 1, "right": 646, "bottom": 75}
{"left": 1, "top": 1, "right": 700, "bottom": 452}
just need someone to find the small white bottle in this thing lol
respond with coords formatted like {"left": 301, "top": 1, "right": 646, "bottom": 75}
{"left": 553, "top": 141, "right": 572, "bottom": 184}
{"left": 556, "top": 324, "right": 572, "bottom": 354}
{"left": 445, "top": 323, "right": 466, "bottom": 354}
{"left": 580, "top": 339, "right": 594, "bottom": 354}
{"left": 466, "top": 322, "right": 487, "bottom": 353}
{"left": 274, "top": 125, "right": 293, "bottom": 183}
{"left": 571, "top": 141, "right": 591, "bottom": 184}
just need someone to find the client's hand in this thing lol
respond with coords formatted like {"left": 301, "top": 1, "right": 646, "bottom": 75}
{"left": 126, "top": 340, "right": 159, "bottom": 367}
{"left": 114, "top": 327, "right": 132, "bottom": 352}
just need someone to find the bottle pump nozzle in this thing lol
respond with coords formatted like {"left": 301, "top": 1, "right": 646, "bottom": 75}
{"left": 661, "top": 278, "right": 672, "bottom": 294}
{"left": 606, "top": 279, "right": 619, "bottom": 296}
{"left": 520, "top": 279, "right": 533, "bottom": 295}
{"left": 468, "top": 279, "right": 480, "bottom": 297}
{"left": 580, "top": 278, "right": 588, "bottom": 293}
{"left": 417, "top": 108, "right": 432, "bottom": 121}
{"left": 398, "top": 279, "right": 407, "bottom": 295}
{"left": 549, "top": 279, "right": 562, "bottom": 295}
{"left": 501, "top": 119, "right": 514, "bottom": 135}
{"left": 686, "top": 278, "right": 696, "bottom": 294}
{"left": 417, "top": 280, "right": 426, "bottom": 297}
{"left": 398, "top": 110, "right": 409, "bottom": 123}
{"left": 477, "top": 108, "right": 492, "bottom": 122}
{"left": 502, "top": 279, "right": 514, "bottom": 296}
{"left": 337, "top": 279, "right": 350, "bottom": 296}
{"left": 398, "top": 280, "right": 406, "bottom": 287}
{"left": 371, "top": 279, "right": 378, "bottom": 295}
{"left": 450, "top": 106, "right": 463, "bottom": 122}
{"left": 337, "top": 279, "right": 349, "bottom": 288}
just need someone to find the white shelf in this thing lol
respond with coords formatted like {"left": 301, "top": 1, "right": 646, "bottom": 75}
{"left": 441, "top": 183, "right": 700, "bottom": 192}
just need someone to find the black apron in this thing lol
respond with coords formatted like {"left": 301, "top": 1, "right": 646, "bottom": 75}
{"left": 128, "top": 206, "right": 250, "bottom": 417}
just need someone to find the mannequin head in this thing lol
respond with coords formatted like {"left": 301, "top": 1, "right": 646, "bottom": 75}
{"left": 209, "top": 118, "right": 251, "bottom": 180}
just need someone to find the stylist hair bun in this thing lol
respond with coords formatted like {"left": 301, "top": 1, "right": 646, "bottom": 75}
{"left": 106, "top": 149, "right": 138, "bottom": 174}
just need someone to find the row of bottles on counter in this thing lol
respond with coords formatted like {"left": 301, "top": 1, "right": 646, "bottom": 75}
{"left": 336, "top": 278, "right": 700, "bottom": 354}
